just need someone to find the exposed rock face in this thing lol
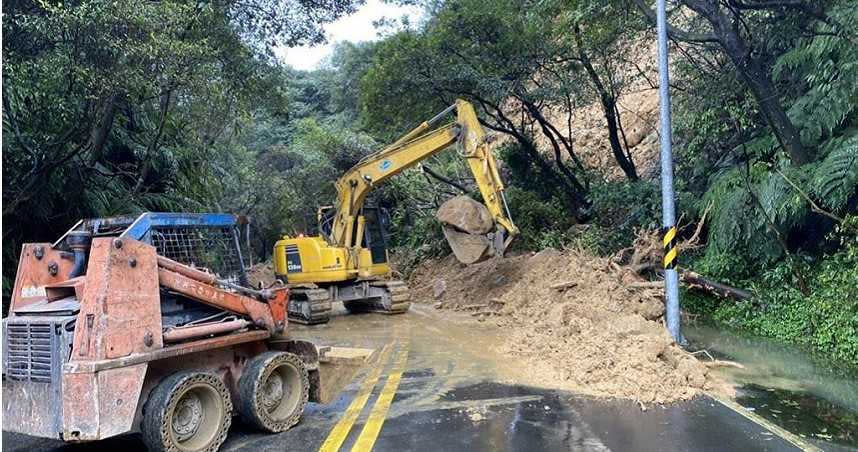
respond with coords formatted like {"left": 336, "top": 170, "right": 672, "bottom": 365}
{"left": 436, "top": 195, "right": 493, "bottom": 234}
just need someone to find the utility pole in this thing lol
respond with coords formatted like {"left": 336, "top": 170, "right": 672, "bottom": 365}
{"left": 656, "top": 0, "right": 682, "bottom": 344}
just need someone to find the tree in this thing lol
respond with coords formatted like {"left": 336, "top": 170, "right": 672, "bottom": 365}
{"left": 361, "top": 0, "right": 596, "bottom": 215}
{"left": 1, "top": 0, "right": 360, "bottom": 299}
{"left": 558, "top": 0, "right": 651, "bottom": 181}
{"left": 632, "top": 0, "right": 822, "bottom": 165}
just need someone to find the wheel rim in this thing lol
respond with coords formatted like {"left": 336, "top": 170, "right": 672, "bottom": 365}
{"left": 170, "top": 383, "right": 224, "bottom": 451}
{"left": 262, "top": 361, "right": 302, "bottom": 421}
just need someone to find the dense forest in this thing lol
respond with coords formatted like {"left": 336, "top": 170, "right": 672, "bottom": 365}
{"left": 3, "top": 0, "right": 856, "bottom": 366}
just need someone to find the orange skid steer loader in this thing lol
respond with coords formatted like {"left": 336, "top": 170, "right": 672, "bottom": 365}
{"left": 2, "top": 213, "right": 372, "bottom": 451}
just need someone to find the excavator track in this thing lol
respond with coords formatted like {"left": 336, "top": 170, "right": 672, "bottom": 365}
{"left": 341, "top": 280, "right": 410, "bottom": 315}
{"left": 287, "top": 287, "right": 332, "bottom": 325}
{"left": 368, "top": 280, "right": 411, "bottom": 314}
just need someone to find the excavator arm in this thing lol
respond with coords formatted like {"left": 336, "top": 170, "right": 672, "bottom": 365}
{"left": 327, "top": 99, "right": 518, "bottom": 256}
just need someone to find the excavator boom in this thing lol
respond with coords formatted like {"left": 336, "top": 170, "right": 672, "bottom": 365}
{"left": 328, "top": 99, "right": 518, "bottom": 259}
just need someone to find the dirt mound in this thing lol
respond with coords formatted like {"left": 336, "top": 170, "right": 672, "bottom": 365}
{"left": 410, "top": 248, "right": 714, "bottom": 405}
{"left": 246, "top": 261, "right": 277, "bottom": 288}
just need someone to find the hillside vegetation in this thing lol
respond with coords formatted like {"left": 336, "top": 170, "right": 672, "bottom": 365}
{"left": 3, "top": 0, "right": 857, "bottom": 365}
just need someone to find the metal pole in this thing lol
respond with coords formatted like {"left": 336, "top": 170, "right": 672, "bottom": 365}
{"left": 656, "top": 0, "right": 682, "bottom": 344}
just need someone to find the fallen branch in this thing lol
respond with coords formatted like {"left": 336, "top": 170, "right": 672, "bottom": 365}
{"left": 629, "top": 271, "right": 751, "bottom": 301}
{"left": 679, "top": 271, "right": 751, "bottom": 300}
{"left": 703, "top": 360, "right": 746, "bottom": 369}
{"left": 454, "top": 303, "right": 489, "bottom": 311}
{"left": 628, "top": 281, "right": 663, "bottom": 289}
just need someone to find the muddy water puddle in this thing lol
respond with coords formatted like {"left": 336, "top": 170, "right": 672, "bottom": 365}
{"left": 686, "top": 325, "right": 858, "bottom": 449}
{"left": 291, "top": 303, "right": 533, "bottom": 387}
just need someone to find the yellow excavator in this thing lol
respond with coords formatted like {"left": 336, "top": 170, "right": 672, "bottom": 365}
{"left": 273, "top": 99, "right": 519, "bottom": 324}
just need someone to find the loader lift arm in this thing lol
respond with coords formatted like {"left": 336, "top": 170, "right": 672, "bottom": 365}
{"left": 327, "top": 99, "right": 519, "bottom": 253}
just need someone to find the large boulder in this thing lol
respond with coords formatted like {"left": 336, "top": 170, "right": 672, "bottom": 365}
{"left": 442, "top": 225, "right": 493, "bottom": 264}
{"left": 436, "top": 195, "right": 493, "bottom": 234}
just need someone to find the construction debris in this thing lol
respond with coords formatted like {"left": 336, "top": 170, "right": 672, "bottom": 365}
{"left": 614, "top": 223, "right": 752, "bottom": 301}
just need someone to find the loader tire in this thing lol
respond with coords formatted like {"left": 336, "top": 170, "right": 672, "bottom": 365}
{"left": 237, "top": 351, "right": 309, "bottom": 432}
{"left": 142, "top": 371, "right": 232, "bottom": 452}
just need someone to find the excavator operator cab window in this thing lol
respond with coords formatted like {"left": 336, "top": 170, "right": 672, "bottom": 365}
{"left": 317, "top": 208, "right": 335, "bottom": 239}
{"left": 361, "top": 207, "right": 390, "bottom": 265}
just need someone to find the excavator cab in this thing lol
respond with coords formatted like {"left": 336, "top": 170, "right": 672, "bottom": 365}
{"left": 317, "top": 205, "right": 390, "bottom": 262}
{"left": 361, "top": 207, "right": 391, "bottom": 265}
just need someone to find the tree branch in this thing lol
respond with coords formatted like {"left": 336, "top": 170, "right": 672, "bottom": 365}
{"left": 422, "top": 164, "right": 468, "bottom": 193}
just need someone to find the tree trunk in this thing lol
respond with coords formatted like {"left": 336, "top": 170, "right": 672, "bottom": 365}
{"left": 87, "top": 92, "right": 121, "bottom": 163}
{"left": 521, "top": 100, "right": 590, "bottom": 193}
{"left": 574, "top": 26, "right": 639, "bottom": 180}
{"left": 681, "top": 0, "right": 811, "bottom": 166}
{"left": 473, "top": 99, "right": 590, "bottom": 215}
{"left": 731, "top": 55, "right": 809, "bottom": 165}
{"left": 601, "top": 94, "right": 639, "bottom": 180}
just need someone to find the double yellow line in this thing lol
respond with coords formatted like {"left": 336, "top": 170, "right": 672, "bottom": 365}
{"left": 319, "top": 342, "right": 410, "bottom": 452}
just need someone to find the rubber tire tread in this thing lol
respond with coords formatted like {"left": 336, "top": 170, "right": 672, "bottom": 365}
{"left": 141, "top": 371, "right": 232, "bottom": 452}
{"left": 237, "top": 351, "right": 309, "bottom": 433}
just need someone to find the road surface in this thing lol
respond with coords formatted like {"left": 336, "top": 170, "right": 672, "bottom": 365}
{"left": 3, "top": 305, "right": 818, "bottom": 451}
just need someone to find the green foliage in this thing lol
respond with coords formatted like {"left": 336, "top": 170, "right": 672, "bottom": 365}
{"left": 1, "top": 0, "right": 360, "bottom": 300}
{"left": 498, "top": 179, "right": 668, "bottom": 255}
{"left": 698, "top": 165, "right": 800, "bottom": 278}
{"left": 693, "top": 238, "right": 858, "bottom": 367}
{"left": 587, "top": 180, "right": 664, "bottom": 251}
{"left": 811, "top": 136, "right": 858, "bottom": 210}
{"left": 502, "top": 187, "right": 574, "bottom": 251}
{"left": 774, "top": 3, "right": 858, "bottom": 147}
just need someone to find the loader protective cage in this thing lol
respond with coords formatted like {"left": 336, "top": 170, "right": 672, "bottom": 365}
{"left": 54, "top": 212, "right": 250, "bottom": 285}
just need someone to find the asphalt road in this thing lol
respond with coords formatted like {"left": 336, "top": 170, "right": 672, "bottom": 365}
{"left": 3, "top": 305, "right": 814, "bottom": 452}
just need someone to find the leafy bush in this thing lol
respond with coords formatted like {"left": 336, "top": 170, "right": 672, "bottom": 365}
{"left": 587, "top": 180, "right": 669, "bottom": 253}
{"left": 694, "top": 237, "right": 858, "bottom": 367}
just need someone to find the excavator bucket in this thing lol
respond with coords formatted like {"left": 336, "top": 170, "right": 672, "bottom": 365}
{"left": 437, "top": 195, "right": 506, "bottom": 264}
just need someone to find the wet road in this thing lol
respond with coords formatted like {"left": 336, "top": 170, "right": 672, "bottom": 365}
{"left": 3, "top": 305, "right": 818, "bottom": 451}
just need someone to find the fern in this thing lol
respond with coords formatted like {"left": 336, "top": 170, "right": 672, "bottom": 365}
{"left": 811, "top": 136, "right": 858, "bottom": 210}
{"left": 774, "top": 3, "right": 858, "bottom": 146}
{"left": 702, "top": 163, "right": 814, "bottom": 271}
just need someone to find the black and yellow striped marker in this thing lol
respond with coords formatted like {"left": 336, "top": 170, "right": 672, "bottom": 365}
{"left": 663, "top": 225, "right": 678, "bottom": 269}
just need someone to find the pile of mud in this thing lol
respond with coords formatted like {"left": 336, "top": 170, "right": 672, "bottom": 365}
{"left": 246, "top": 262, "right": 277, "bottom": 288}
{"left": 410, "top": 248, "right": 714, "bottom": 405}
